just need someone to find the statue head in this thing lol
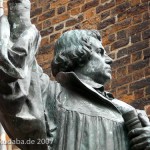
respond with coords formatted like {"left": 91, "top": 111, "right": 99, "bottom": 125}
{"left": 52, "top": 30, "right": 113, "bottom": 85}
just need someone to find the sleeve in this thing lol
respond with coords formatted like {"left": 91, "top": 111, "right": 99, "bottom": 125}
{"left": 0, "top": 15, "right": 40, "bottom": 80}
{"left": 0, "top": 15, "right": 49, "bottom": 150}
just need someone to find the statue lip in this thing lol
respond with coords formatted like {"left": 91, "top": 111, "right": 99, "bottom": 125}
{"left": 105, "top": 67, "right": 111, "bottom": 71}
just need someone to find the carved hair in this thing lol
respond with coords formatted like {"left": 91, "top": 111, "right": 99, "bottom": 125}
{"left": 51, "top": 30, "right": 101, "bottom": 77}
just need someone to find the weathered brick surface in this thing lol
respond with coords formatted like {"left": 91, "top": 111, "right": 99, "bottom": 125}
{"left": 2, "top": 0, "right": 150, "bottom": 149}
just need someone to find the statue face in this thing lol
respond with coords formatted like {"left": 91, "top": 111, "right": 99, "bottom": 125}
{"left": 75, "top": 37, "right": 113, "bottom": 85}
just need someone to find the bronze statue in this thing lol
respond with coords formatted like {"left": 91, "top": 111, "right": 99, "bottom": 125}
{"left": 0, "top": 0, "right": 150, "bottom": 150}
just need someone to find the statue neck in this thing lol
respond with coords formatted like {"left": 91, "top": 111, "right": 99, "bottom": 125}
{"left": 74, "top": 72, "right": 104, "bottom": 88}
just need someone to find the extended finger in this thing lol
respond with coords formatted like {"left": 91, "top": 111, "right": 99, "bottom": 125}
{"left": 131, "top": 140, "right": 150, "bottom": 150}
{"left": 138, "top": 113, "right": 150, "bottom": 127}
{"left": 130, "top": 134, "right": 150, "bottom": 146}
{"left": 129, "top": 128, "right": 145, "bottom": 138}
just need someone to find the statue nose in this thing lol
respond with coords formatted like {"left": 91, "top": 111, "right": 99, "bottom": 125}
{"left": 106, "top": 55, "right": 113, "bottom": 64}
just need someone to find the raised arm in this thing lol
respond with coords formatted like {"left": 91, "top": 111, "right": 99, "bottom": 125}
{"left": 0, "top": 1, "right": 49, "bottom": 149}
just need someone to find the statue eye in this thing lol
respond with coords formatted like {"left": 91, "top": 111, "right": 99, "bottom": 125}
{"left": 96, "top": 48, "right": 104, "bottom": 55}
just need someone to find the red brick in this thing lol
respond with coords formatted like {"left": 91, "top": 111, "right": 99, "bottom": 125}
{"left": 31, "top": 17, "right": 38, "bottom": 24}
{"left": 36, "top": 23, "right": 42, "bottom": 31}
{"left": 82, "top": 0, "right": 99, "bottom": 12}
{"left": 142, "top": 29, "right": 150, "bottom": 39}
{"left": 131, "top": 33, "right": 141, "bottom": 43}
{"left": 129, "top": 21, "right": 149, "bottom": 35}
{"left": 50, "top": 33, "right": 61, "bottom": 43}
{"left": 111, "top": 38, "right": 129, "bottom": 51}
{"left": 113, "top": 18, "right": 131, "bottom": 32}
{"left": 142, "top": 0, "right": 150, "bottom": 2}
{"left": 67, "top": 0, "right": 85, "bottom": 10}
{"left": 38, "top": 43, "right": 55, "bottom": 54}
{"left": 103, "top": 34, "right": 116, "bottom": 45}
{"left": 112, "top": 74, "right": 132, "bottom": 88}
{"left": 111, "top": 70, "right": 116, "bottom": 79}
{"left": 146, "top": 86, "right": 150, "bottom": 95}
{"left": 43, "top": 19, "right": 51, "bottom": 29}
{"left": 143, "top": 48, "right": 150, "bottom": 60}
{"left": 132, "top": 70, "right": 145, "bottom": 81}
{"left": 85, "top": 8, "right": 95, "bottom": 19}
{"left": 127, "top": 3, "right": 148, "bottom": 17}
{"left": 31, "top": 2, "right": 37, "bottom": 11}
{"left": 127, "top": 40, "right": 149, "bottom": 54}
{"left": 134, "top": 89, "right": 144, "bottom": 99}
{"left": 57, "top": 6, "right": 66, "bottom": 14}
{"left": 66, "top": 18, "right": 79, "bottom": 27}
{"left": 112, "top": 56, "right": 131, "bottom": 70}
{"left": 74, "top": 24, "right": 82, "bottom": 29}
{"left": 101, "top": 0, "right": 108, "bottom": 3}
{"left": 116, "top": 0, "right": 125, "bottom": 5}
{"left": 71, "top": 7, "right": 81, "bottom": 16}
{"left": 132, "top": 15, "right": 142, "bottom": 24}
{"left": 143, "top": 12, "right": 150, "bottom": 20}
{"left": 117, "top": 66, "right": 127, "bottom": 78}
{"left": 96, "top": 0, "right": 115, "bottom": 14}
{"left": 117, "top": 48, "right": 128, "bottom": 58}
{"left": 78, "top": 14, "right": 84, "bottom": 22}
{"left": 117, "top": 30, "right": 126, "bottom": 39}
{"left": 108, "top": 52, "right": 115, "bottom": 60}
{"left": 130, "top": 77, "right": 150, "bottom": 92}
{"left": 41, "top": 37, "right": 50, "bottom": 47}
{"left": 128, "top": 59, "right": 149, "bottom": 73}
{"left": 40, "top": 27, "right": 54, "bottom": 37}
{"left": 39, "top": 9, "right": 55, "bottom": 22}
{"left": 51, "top": 0, "right": 68, "bottom": 8}
{"left": 119, "top": 93, "right": 135, "bottom": 104}
{"left": 108, "top": 34, "right": 116, "bottom": 43}
{"left": 131, "top": 0, "right": 141, "bottom": 6}
{"left": 97, "top": 17, "right": 115, "bottom": 30}
{"left": 31, "top": 7, "right": 42, "bottom": 18}
{"left": 145, "top": 67, "right": 150, "bottom": 77}
{"left": 43, "top": 3, "right": 50, "bottom": 12}
{"left": 117, "top": 85, "right": 128, "bottom": 95}
{"left": 131, "top": 51, "right": 142, "bottom": 62}
{"left": 101, "top": 11, "right": 110, "bottom": 20}
{"left": 52, "top": 13, "right": 70, "bottom": 24}
{"left": 111, "top": 2, "right": 130, "bottom": 15}
{"left": 131, "top": 97, "right": 150, "bottom": 109}
{"left": 118, "top": 3, "right": 148, "bottom": 21}
{"left": 55, "top": 23, "right": 64, "bottom": 31}
{"left": 112, "top": 75, "right": 132, "bottom": 88}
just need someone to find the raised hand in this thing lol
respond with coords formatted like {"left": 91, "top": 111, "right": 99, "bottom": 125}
{"left": 8, "top": 0, "right": 31, "bottom": 40}
{"left": 129, "top": 113, "right": 150, "bottom": 150}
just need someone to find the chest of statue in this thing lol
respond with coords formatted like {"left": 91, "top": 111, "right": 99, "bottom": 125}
{"left": 50, "top": 86, "right": 129, "bottom": 150}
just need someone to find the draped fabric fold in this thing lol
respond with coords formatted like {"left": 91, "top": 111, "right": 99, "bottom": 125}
{"left": 53, "top": 109, "right": 129, "bottom": 150}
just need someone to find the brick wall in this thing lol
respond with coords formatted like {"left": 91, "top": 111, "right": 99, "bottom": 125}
{"left": 1, "top": 0, "right": 150, "bottom": 150}
{"left": 30, "top": 0, "right": 150, "bottom": 112}
{"left": 3, "top": 0, "right": 150, "bottom": 111}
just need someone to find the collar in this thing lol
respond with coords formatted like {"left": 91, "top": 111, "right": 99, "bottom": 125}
{"left": 80, "top": 79, "right": 104, "bottom": 91}
{"left": 56, "top": 72, "right": 119, "bottom": 112}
